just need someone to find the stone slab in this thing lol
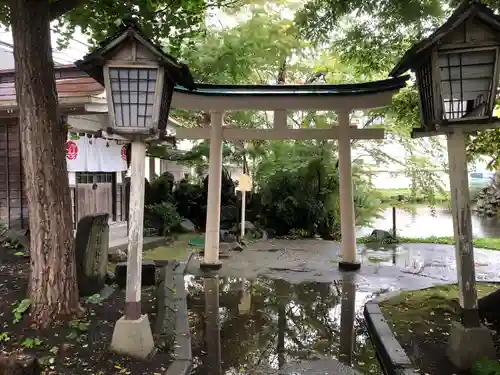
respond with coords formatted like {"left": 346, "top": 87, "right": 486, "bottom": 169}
{"left": 364, "top": 303, "right": 416, "bottom": 375}
{"left": 279, "top": 358, "right": 361, "bottom": 375}
{"left": 364, "top": 302, "right": 382, "bottom": 315}
{"left": 165, "top": 360, "right": 191, "bottom": 375}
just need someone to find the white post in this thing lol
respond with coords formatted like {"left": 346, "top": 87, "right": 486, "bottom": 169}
{"left": 446, "top": 130, "right": 496, "bottom": 370}
{"left": 111, "top": 140, "right": 154, "bottom": 360}
{"left": 201, "top": 111, "right": 224, "bottom": 269}
{"left": 446, "top": 130, "right": 478, "bottom": 325}
{"left": 240, "top": 190, "right": 246, "bottom": 238}
{"left": 125, "top": 140, "right": 146, "bottom": 319}
{"left": 337, "top": 111, "right": 359, "bottom": 270}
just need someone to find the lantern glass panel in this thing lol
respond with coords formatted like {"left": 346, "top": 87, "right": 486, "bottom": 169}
{"left": 109, "top": 67, "right": 158, "bottom": 128}
{"left": 439, "top": 49, "right": 496, "bottom": 120}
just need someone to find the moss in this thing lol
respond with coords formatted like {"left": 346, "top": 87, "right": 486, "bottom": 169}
{"left": 380, "top": 283, "right": 499, "bottom": 343}
{"left": 358, "top": 235, "right": 500, "bottom": 250}
{"left": 143, "top": 233, "right": 196, "bottom": 261}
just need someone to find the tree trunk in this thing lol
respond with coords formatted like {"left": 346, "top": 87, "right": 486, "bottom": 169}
{"left": 10, "top": 0, "right": 80, "bottom": 326}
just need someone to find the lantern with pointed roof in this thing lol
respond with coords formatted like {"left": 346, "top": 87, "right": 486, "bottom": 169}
{"left": 76, "top": 20, "right": 195, "bottom": 139}
{"left": 391, "top": 0, "right": 500, "bottom": 136}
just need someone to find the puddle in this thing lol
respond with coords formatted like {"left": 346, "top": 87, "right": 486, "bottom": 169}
{"left": 185, "top": 275, "right": 383, "bottom": 375}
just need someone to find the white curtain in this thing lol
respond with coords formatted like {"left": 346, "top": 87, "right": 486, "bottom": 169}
{"left": 66, "top": 134, "right": 128, "bottom": 172}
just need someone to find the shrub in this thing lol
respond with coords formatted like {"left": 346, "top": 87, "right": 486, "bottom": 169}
{"left": 258, "top": 159, "right": 338, "bottom": 237}
{"left": 148, "top": 172, "right": 175, "bottom": 204}
{"left": 145, "top": 202, "right": 181, "bottom": 237}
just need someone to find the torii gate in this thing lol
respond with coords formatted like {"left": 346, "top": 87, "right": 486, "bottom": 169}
{"left": 169, "top": 78, "right": 409, "bottom": 270}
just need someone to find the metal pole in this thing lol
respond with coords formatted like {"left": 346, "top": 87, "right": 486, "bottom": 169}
{"left": 392, "top": 206, "right": 397, "bottom": 238}
{"left": 241, "top": 190, "right": 246, "bottom": 238}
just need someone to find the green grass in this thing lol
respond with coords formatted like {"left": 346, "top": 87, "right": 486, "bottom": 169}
{"left": 380, "top": 283, "right": 499, "bottom": 342}
{"left": 375, "top": 188, "right": 450, "bottom": 204}
{"left": 358, "top": 235, "right": 500, "bottom": 250}
{"left": 143, "top": 233, "right": 196, "bottom": 261}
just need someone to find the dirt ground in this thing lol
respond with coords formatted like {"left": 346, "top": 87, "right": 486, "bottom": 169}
{"left": 0, "top": 247, "right": 170, "bottom": 375}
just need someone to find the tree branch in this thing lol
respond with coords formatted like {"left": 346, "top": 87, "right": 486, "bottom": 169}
{"left": 49, "top": 0, "right": 82, "bottom": 20}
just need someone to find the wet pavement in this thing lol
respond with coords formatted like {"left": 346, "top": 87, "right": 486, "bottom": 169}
{"left": 185, "top": 274, "right": 377, "bottom": 375}
{"left": 184, "top": 239, "right": 500, "bottom": 374}
{"left": 186, "top": 239, "right": 500, "bottom": 291}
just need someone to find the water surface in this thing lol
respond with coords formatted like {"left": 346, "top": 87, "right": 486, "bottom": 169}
{"left": 185, "top": 275, "right": 383, "bottom": 375}
{"left": 358, "top": 206, "right": 500, "bottom": 238}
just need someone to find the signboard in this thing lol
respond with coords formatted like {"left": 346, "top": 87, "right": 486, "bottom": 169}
{"left": 236, "top": 173, "right": 252, "bottom": 192}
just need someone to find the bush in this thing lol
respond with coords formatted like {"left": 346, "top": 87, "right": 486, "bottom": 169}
{"left": 173, "top": 166, "right": 238, "bottom": 231}
{"left": 174, "top": 181, "right": 207, "bottom": 229}
{"left": 148, "top": 172, "right": 175, "bottom": 204}
{"left": 257, "top": 158, "right": 338, "bottom": 237}
{"left": 145, "top": 202, "right": 181, "bottom": 237}
{"left": 255, "top": 145, "right": 382, "bottom": 238}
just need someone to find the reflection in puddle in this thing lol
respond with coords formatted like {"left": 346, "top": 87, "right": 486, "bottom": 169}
{"left": 186, "top": 275, "right": 383, "bottom": 375}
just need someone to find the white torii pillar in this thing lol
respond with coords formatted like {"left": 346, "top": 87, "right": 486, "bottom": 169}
{"left": 179, "top": 111, "right": 380, "bottom": 271}
{"left": 200, "top": 111, "right": 224, "bottom": 270}
{"left": 337, "top": 111, "right": 360, "bottom": 270}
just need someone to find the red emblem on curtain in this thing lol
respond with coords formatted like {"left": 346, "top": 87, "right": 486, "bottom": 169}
{"left": 66, "top": 140, "right": 78, "bottom": 160}
{"left": 121, "top": 145, "right": 127, "bottom": 161}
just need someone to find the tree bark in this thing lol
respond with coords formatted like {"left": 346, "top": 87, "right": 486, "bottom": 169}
{"left": 10, "top": 0, "right": 80, "bottom": 327}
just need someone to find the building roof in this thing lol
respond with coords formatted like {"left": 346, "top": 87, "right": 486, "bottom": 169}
{"left": 391, "top": 0, "right": 500, "bottom": 77}
{"left": 0, "top": 76, "right": 103, "bottom": 104}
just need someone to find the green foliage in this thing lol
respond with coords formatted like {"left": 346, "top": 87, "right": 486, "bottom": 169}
{"left": 468, "top": 129, "right": 500, "bottom": 169}
{"left": 145, "top": 202, "right": 182, "bottom": 237}
{"left": 472, "top": 358, "right": 500, "bottom": 375}
{"left": 12, "top": 298, "right": 31, "bottom": 324}
{"left": 0, "top": 332, "right": 10, "bottom": 343}
{"left": 69, "top": 318, "right": 91, "bottom": 332}
{"left": 148, "top": 172, "right": 175, "bottom": 204}
{"left": 254, "top": 140, "right": 381, "bottom": 237}
{"left": 21, "top": 337, "right": 42, "bottom": 348}
{"left": 174, "top": 181, "right": 207, "bottom": 228}
{"left": 376, "top": 188, "right": 450, "bottom": 204}
{"left": 296, "top": 0, "right": 444, "bottom": 76}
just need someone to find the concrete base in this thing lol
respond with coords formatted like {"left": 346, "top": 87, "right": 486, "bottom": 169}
{"left": 446, "top": 321, "right": 496, "bottom": 370}
{"left": 338, "top": 261, "right": 361, "bottom": 271}
{"left": 110, "top": 314, "right": 155, "bottom": 359}
{"left": 200, "top": 261, "right": 222, "bottom": 271}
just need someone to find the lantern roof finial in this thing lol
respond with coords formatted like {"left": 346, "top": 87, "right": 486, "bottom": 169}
{"left": 391, "top": 0, "right": 500, "bottom": 77}
{"left": 75, "top": 21, "right": 195, "bottom": 90}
